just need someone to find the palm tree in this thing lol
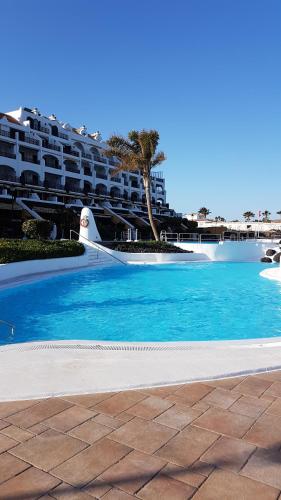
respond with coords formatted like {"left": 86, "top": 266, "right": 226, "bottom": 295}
{"left": 105, "top": 130, "right": 166, "bottom": 240}
{"left": 215, "top": 216, "right": 225, "bottom": 222}
{"left": 243, "top": 211, "right": 255, "bottom": 222}
{"left": 277, "top": 211, "right": 281, "bottom": 217}
{"left": 198, "top": 207, "right": 211, "bottom": 219}
{"left": 262, "top": 210, "right": 271, "bottom": 222}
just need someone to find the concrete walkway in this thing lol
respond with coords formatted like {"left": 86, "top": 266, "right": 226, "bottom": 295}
{"left": 1, "top": 371, "right": 281, "bottom": 498}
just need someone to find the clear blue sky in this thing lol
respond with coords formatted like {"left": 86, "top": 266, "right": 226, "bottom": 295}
{"left": 1, "top": 0, "right": 280, "bottom": 219}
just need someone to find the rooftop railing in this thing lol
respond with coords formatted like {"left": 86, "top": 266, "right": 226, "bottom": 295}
{"left": 161, "top": 231, "right": 281, "bottom": 243}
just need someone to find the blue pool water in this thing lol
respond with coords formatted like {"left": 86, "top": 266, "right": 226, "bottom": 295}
{"left": 0, "top": 262, "right": 280, "bottom": 344}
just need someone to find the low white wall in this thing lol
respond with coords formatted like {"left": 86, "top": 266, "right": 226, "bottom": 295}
{"left": 173, "top": 240, "right": 280, "bottom": 262}
{"left": 0, "top": 253, "right": 88, "bottom": 283}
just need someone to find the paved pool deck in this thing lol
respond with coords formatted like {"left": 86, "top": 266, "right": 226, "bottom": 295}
{"left": 1, "top": 371, "right": 281, "bottom": 498}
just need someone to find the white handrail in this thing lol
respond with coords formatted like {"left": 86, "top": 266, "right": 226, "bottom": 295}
{"left": 70, "top": 230, "right": 127, "bottom": 265}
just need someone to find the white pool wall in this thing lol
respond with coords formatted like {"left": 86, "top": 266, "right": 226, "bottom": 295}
{"left": 0, "top": 252, "right": 89, "bottom": 282}
{"left": 173, "top": 239, "right": 280, "bottom": 262}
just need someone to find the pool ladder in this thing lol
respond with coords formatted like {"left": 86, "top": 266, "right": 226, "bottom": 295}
{"left": 0, "top": 319, "right": 15, "bottom": 336}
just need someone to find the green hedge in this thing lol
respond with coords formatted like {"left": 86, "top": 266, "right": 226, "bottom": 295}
{"left": 102, "top": 241, "right": 192, "bottom": 253}
{"left": 0, "top": 239, "right": 85, "bottom": 264}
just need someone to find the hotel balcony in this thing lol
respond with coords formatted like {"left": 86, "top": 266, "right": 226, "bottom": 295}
{"left": 42, "top": 141, "right": 61, "bottom": 152}
{"left": 0, "top": 150, "right": 16, "bottom": 159}
{"left": 65, "top": 179, "right": 82, "bottom": 193}
{"left": 81, "top": 152, "right": 92, "bottom": 160}
{"left": 63, "top": 146, "right": 79, "bottom": 157}
{"left": 83, "top": 166, "right": 92, "bottom": 176}
{"left": 95, "top": 172, "right": 107, "bottom": 180}
{"left": 58, "top": 132, "right": 68, "bottom": 140}
{"left": 23, "top": 136, "right": 40, "bottom": 146}
{"left": 93, "top": 154, "right": 107, "bottom": 164}
{"left": 0, "top": 129, "right": 13, "bottom": 139}
{"left": 65, "top": 164, "right": 80, "bottom": 174}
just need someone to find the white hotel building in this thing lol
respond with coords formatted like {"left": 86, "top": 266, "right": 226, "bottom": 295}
{"left": 0, "top": 107, "right": 174, "bottom": 237}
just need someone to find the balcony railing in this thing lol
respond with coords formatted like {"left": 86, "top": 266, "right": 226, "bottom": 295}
{"left": 65, "top": 164, "right": 80, "bottom": 173}
{"left": 63, "top": 148, "right": 79, "bottom": 157}
{"left": 44, "top": 179, "right": 63, "bottom": 190}
{"left": 96, "top": 173, "right": 107, "bottom": 180}
{"left": 40, "top": 126, "right": 49, "bottom": 134}
{"left": 43, "top": 142, "right": 60, "bottom": 151}
{"left": 0, "top": 129, "right": 12, "bottom": 138}
{"left": 82, "top": 152, "right": 92, "bottom": 159}
{"left": 111, "top": 177, "right": 121, "bottom": 183}
{"left": 108, "top": 159, "right": 119, "bottom": 167}
{"left": 24, "top": 136, "right": 40, "bottom": 146}
{"left": 58, "top": 132, "right": 68, "bottom": 139}
{"left": 22, "top": 157, "right": 40, "bottom": 164}
{"left": 94, "top": 155, "right": 107, "bottom": 164}
{"left": 0, "top": 174, "right": 17, "bottom": 182}
{"left": 0, "top": 150, "right": 16, "bottom": 159}
{"left": 65, "top": 183, "right": 82, "bottom": 193}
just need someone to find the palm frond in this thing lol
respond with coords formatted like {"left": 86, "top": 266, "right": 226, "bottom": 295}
{"left": 151, "top": 151, "right": 166, "bottom": 167}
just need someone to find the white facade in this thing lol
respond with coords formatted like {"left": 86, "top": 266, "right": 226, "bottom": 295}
{"left": 0, "top": 107, "right": 172, "bottom": 218}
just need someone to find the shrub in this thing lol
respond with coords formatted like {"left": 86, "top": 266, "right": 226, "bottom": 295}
{"left": 0, "top": 239, "right": 85, "bottom": 264}
{"left": 22, "top": 219, "right": 53, "bottom": 240}
{"left": 102, "top": 241, "right": 192, "bottom": 253}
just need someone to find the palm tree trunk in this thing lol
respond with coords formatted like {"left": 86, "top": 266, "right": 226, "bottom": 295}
{"left": 143, "top": 175, "right": 159, "bottom": 241}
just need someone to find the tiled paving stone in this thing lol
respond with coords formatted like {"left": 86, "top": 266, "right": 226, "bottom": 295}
{"left": 102, "top": 489, "right": 136, "bottom": 499}
{"left": 0, "top": 420, "right": 9, "bottom": 431}
{"left": 200, "top": 388, "right": 240, "bottom": 409}
{"left": 62, "top": 392, "right": 116, "bottom": 408}
{"left": 49, "top": 481, "right": 96, "bottom": 499}
{"left": 51, "top": 438, "right": 131, "bottom": 488}
{"left": 0, "top": 434, "right": 18, "bottom": 453}
{"left": 232, "top": 377, "right": 273, "bottom": 397}
{"left": 68, "top": 420, "right": 112, "bottom": 444}
{"left": 200, "top": 435, "right": 256, "bottom": 472}
{"left": 0, "top": 452, "right": 30, "bottom": 485}
{"left": 0, "top": 399, "right": 40, "bottom": 419}
{"left": 137, "top": 472, "right": 196, "bottom": 499}
{"left": 194, "top": 407, "right": 255, "bottom": 438}
{"left": 266, "top": 397, "right": 281, "bottom": 416}
{"left": 2, "top": 373, "right": 281, "bottom": 499}
{"left": 191, "top": 468, "right": 280, "bottom": 500}
{"left": 6, "top": 398, "right": 73, "bottom": 429}
{"left": 161, "top": 462, "right": 206, "bottom": 488}
{"left": 243, "top": 413, "right": 281, "bottom": 449}
{"left": 126, "top": 396, "right": 173, "bottom": 420}
{"left": 109, "top": 417, "right": 177, "bottom": 454}
{"left": 0, "top": 424, "right": 34, "bottom": 443}
{"left": 206, "top": 376, "right": 247, "bottom": 390}
{"left": 100, "top": 450, "right": 166, "bottom": 494}
{"left": 229, "top": 394, "right": 271, "bottom": 418}
{"left": 92, "top": 391, "right": 147, "bottom": 417}
{"left": 83, "top": 476, "right": 112, "bottom": 498}
{"left": 262, "top": 381, "right": 281, "bottom": 398}
{"left": 43, "top": 406, "right": 96, "bottom": 432}
{"left": 93, "top": 413, "right": 129, "bottom": 429}
{"left": 10, "top": 428, "right": 88, "bottom": 472}
{"left": 174, "top": 383, "right": 213, "bottom": 404}
{"left": 0, "top": 466, "right": 61, "bottom": 500}
{"left": 154, "top": 404, "right": 203, "bottom": 430}
{"left": 241, "top": 447, "right": 281, "bottom": 490}
{"left": 156, "top": 425, "right": 219, "bottom": 467}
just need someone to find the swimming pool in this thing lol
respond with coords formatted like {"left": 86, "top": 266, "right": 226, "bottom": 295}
{"left": 0, "top": 262, "right": 280, "bottom": 345}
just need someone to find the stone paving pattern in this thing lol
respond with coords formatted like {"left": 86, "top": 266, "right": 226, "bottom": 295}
{"left": 1, "top": 372, "right": 281, "bottom": 498}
